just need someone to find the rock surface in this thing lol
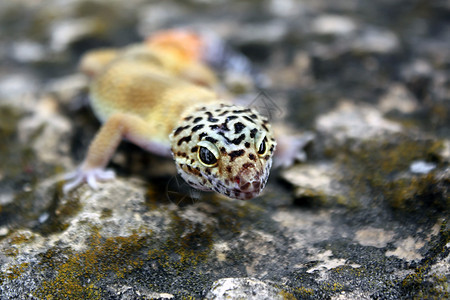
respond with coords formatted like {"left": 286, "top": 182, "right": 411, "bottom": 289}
{"left": 0, "top": 0, "right": 449, "bottom": 299}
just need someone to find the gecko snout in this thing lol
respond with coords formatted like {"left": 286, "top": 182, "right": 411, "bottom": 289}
{"left": 230, "top": 166, "right": 266, "bottom": 199}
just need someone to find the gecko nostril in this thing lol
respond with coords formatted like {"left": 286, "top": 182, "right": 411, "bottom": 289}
{"left": 252, "top": 181, "right": 261, "bottom": 189}
{"left": 240, "top": 182, "right": 251, "bottom": 190}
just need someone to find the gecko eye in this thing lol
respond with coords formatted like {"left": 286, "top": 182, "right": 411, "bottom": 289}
{"left": 197, "top": 140, "right": 219, "bottom": 167}
{"left": 255, "top": 132, "right": 268, "bottom": 157}
{"left": 198, "top": 147, "right": 217, "bottom": 166}
{"left": 257, "top": 139, "right": 267, "bottom": 156}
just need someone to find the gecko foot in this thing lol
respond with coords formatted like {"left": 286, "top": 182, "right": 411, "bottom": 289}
{"left": 62, "top": 167, "right": 115, "bottom": 194}
{"left": 274, "top": 132, "right": 315, "bottom": 168}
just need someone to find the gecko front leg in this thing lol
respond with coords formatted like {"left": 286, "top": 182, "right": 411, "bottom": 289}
{"left": 63, "top": 113, "right": 170, "bottom": 193}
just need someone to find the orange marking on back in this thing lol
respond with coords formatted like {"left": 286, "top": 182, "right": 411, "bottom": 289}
{"left": 146, "top": 29, "right": 204, "bottom": 63}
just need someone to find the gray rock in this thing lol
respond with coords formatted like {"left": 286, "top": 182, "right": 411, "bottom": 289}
{"left": 401, "top": 59, "right": 433, "bottom": 83}
{"left": 378, "top": 84, "right": 419, "bottom": 114}
{"left": 266, "top": 0, "right": 307, "bottom": 18}
{"left": 17, "top": 96, "right": 72, "bottom": 166}
{"left": 352, "top": 27, "right": 400, "bottom": 54}
{"left": 206, "top": 278, "right": 284, "bottom": 300}
{"left": 315, "top": 101, "right": 403, "bottom": 146}
{"left": 281, "top": 162, "right": 349, "bottom": 203}
{"left": 44, "top": 73, "right": 89, "bottom": 105}
{"left": 138, "top": 2, "right": 188, "bottom": 35}
{"left": 49, "top": 18, "right": 100, "bottom": 52}
{"left": 0, "top": 74, "right": 39, "bottom": 100}
{"left": 233, "top": 21, "right": 289, "bottom": 45}
{"left": 440, "top": 140, "right": 450, "bottom": 163}
{"left": 409, "top": 160, "right": 436, "bottom": 174}
{"left": 10, "top": 40, "right": 46, "bottom": 63}
{"left": 311, "top": 14, "right": 357, "bottom": 36}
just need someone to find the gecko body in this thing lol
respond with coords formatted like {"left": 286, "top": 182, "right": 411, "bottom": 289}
{"left": 64, "top": 30, "right": 276, "bottom": 200}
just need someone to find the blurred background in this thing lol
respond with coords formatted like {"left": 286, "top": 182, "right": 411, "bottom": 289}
{"left": 0, "top": 0, "right": 448, "bottom": 136}
{"left": 0, "top": 1, "right": 449, "bottom": 299}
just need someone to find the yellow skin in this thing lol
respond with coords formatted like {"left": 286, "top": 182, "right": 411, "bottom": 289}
{"left": 64, "top": 33, "right": 277, "bottom": 200}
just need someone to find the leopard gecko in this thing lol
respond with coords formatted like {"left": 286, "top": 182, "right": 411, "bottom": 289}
{"left": 63, "top": 29, "right": 277, "bottom": 200}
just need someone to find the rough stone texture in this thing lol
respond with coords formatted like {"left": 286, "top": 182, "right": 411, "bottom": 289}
{"left": 0, "top": 0, "right": 449, "bottom": 299}
{"left": 315, "top": 101, "right": 403, "bottom": 144}
{"left": 206, "top": 278, "right": 285, "bottom": 300}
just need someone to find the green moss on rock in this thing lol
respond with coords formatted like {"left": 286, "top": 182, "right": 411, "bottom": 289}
{"left": 336, "top": 136, "right": 447, "bottom": 212}
{"left": 401, "top": 221, "right": 450, "bottom": 299}
{"left": 36, "top": 231, "right": 149, "bottom": 299}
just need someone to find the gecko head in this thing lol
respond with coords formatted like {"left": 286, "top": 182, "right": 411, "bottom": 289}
{"left": 169, "top": 103, "right": 276, "bottom": 200}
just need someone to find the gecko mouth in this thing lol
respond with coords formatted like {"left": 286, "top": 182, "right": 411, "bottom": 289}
{"left": 228, "top": 177, "right": 268, "bottom": 200}
{"left": 232, "top": 186, "right": 264, "bottom": 200}
{"left": 205, "top": 174, "right": 266, "bottom": 200}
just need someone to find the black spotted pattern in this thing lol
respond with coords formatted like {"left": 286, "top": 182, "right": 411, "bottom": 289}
{"left": 177, "top": 135, "right": 191, "bottom": 146}
{"left": 170, "top": 103, "right": 276, "bottom": 200}
{"left": 192, "top": 124, "right": 204, "bottom": 132}
{"left": 234, "top": 122, "right": 245, "bottom": 134}
{"left": 229, "top": 149, "right": 245, "bottom": 161}
{"left": 173, "top": 125, "right": 190, "bottom": 136}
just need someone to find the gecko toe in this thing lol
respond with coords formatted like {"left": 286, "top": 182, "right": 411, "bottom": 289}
{"left": 62, "top": 168, "right": 116, "bottom": 194}
{"left": 86, "top": 173, "right": 99, "bottom": 190}
{"left": 63, "top": 175, "right": 84, "bottom": 194}
{"left": 96, "top": 169, "right": 115, "bottom": 180}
